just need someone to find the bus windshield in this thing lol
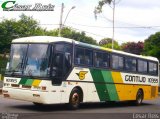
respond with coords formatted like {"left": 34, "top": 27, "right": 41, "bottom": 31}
{"left": 7, "top": 44, "right": 28, "bottom": 75}
{"left": 7, "top": 44, "right": 50, "bottom": 77}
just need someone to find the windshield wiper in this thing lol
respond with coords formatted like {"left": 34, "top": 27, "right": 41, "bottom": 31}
{"left": 7, "top": 62, "right": 24, "bottom": 76}
{"left": 5, "top": 70, "right": 21, "bottom": 76}
{"left": 11, "top": 70, "right": 22, "bottom": 76}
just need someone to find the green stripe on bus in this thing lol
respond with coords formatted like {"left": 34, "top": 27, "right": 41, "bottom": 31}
{"left": 101, "top": 71, "right": 119, "bottom": 101}
{"left": 25, "top": 79, "right": 34, "bottom": 86}
{"left": 90, "top": 69, "right": 119, "bottom": 101}
{"left": 90, "top": 69, "right": 110, "bottom": 101}
{"left": 19, "top": 78, "right": 28, "bottom": 85}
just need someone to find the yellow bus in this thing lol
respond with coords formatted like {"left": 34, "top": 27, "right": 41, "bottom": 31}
{"left": 2, "top": 36, "right": 159, "bottom": 109}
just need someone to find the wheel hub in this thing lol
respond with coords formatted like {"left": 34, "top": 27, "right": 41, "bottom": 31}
{"left": 72, "top": 93, "right": 79, "bottom": 105}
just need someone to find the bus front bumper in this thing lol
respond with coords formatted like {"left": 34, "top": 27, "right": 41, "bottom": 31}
{"left": 2, "top": 87, "right": 50, "bottom": 104}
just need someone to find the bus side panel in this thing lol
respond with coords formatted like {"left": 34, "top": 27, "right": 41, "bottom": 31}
{"left": 61, "top": 67, "right": 100, "bottom": 103}
{"left": 90, "top": 69, "right": 119, "bottom": 101}
{"left": 111, "top": 72, "right": 157, "bottom": 101}
{"left": 61, "top": 68, "right": 159, "bottom": 104}
{"left": 150, "top": 86, "right": 159, "bottom": 99}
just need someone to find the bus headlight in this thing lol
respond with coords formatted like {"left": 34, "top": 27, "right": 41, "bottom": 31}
{"left": 41, "top": 86, "right": 46, "bottom": 91}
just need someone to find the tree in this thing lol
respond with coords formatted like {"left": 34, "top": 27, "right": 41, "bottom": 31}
{"left": 17, "top": 14, "right": 46, "bottom": 36}
{"left": 121, "top": 42, "right": 144, "bottom": 55}
{"left": 99, "top": 38, "right": 113, "bottom": 45}
{"left": 0, "top": 14, "right": 98, "bottom": 54}
{"left": 143, "top": 32, "right": 160, "bottom": 61}
{"left": 0, "top": 14, "right": 46, "bottom": 53}
{"left": 94, "top": 0, "right": 112, "bottom": 17}
{"left": 99, "top": 38, "right": 121, "bottom": 50}
{"left": 46, "top": 27, "right": 98, "bottom": 45}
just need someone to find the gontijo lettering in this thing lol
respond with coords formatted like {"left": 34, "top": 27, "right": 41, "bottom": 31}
{"left": 125, "top": 75, "right": 146, "bottom": 83}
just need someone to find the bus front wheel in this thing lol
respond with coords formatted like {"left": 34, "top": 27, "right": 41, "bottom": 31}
{"left": 135, "top": 89, "right": 143, "bottom": 105}
{"left": 68, "top": 88, "right": 81, "bottom": 110}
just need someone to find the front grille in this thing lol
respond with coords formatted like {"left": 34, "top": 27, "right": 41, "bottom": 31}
{"left": 22, "top": 85, "right": 31, "bottom": 89}
{"left": 11, "top": 84, "right": 19, "bottom": 88}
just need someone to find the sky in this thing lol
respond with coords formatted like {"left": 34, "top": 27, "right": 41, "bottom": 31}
{"left": 0, "top": 0, "right": 160, "bottom": 44}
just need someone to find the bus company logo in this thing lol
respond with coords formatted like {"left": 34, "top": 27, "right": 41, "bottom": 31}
{"left": 1, "top": 1, "right": 55, "bottom": 11}
{"left": 125, "top": 75, "right": 147, "bottom": 83}
{"left": 76, "top": 71, "right": 88, "bottom": 80}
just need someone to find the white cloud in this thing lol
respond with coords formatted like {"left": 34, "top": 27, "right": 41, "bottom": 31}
{"left": 118, "top": 0, "right": 160, "bottom": 9}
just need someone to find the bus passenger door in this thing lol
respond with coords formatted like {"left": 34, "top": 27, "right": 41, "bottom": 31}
{"left": 50, "top": 43, "right": 73, "bottom": 103}
{"left": 51, "top": 51, "right": 64, "bottom": 103}
{"left": 60, "top": 45, "right": 73, "bottom": 103}
{"left": 51, "top": 52, "right": 64, "bottom": 84}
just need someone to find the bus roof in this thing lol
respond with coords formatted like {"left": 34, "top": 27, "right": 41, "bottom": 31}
{"left": 12, "top": 36, "right": 73, "bottom": 43}
{"left": 12, "top": 36, "right": 159, "bottom": 62}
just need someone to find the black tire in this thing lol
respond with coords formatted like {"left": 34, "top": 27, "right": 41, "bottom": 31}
{"left": 135, "top": 90, "right": 143, "bottom": 105}
{"left": 33, "top": 102, "right": 44, "bottom": 107}
{"left": 109, "top": 101, "right": 116, "bottom": 104}
{"left": 68, "top": 88, "right": 81, "bottom": 110}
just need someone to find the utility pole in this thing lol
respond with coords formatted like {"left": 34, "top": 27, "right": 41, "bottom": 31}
{"left": 58, "top": 3, "right": 64, "bottom": 37}
{"left": 112, "top": 0, "right": 115, "bottom": 49}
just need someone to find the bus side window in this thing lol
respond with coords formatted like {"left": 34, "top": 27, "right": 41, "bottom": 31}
{"left": 112, "top": 54, "right": 124, "bottom": 70}
{"left": 125, "top": 57, "right": 137, "bottom": 72}
{"left": 84, "top": 49, "right": 93, "bottom": 66}
{"left": 95, "top": 52, "right": 103, "bottom": 67}
{"left": 149, "top": 62, "right": 158, "bottom": 75}
{"left": 63, "top": 44, "right": 72, "bottom": 77}
{"left": 103, "top": 53, "right": 109, "bottom": 67}
{"left": 95, "top": 52, "right": 109, "bottom": 68}
{"left": 75, "top": 47, "right": 85, "bottom": 65}
{"left": 75, "top": 58, "right": 80, "bottom": 64}
{"left": 138, "top": 60, "right": 147, "bottom": 73}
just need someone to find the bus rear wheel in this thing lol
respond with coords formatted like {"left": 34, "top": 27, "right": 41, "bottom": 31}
{"left": 68, "top": 88, "right": 81, "bottom": 110}
{"left": 135, "top": 89, "right": 143, "bottom": 105}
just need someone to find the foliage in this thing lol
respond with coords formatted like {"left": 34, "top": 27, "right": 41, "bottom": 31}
{"left": 99, "top": 38, "right": 113, "bottom": 45}
{"left": 99, "top": 38, "right": 121, "bottom": 50}
{"left": 121, "top": 41, "right": 144, "bottom": 55}
{"left": 0, "top": 14, "right": 98, "bottom": 54}
{"left": 143, "top": 32, "right": 160, "bottom": 60}
{"left": 46, "top": 27, "right": 98, "bottom": 45}
{"left": 0, "top": 56, "right": 8, "bottom": 75}
{"left": 94, "top": 0, "right": 112, "bottom": 18}
{"left": 0, "top": 14, "right": 46, "bottom": 53}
